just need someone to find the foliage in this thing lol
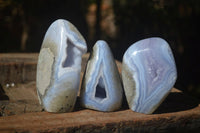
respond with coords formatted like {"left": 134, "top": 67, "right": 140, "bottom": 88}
{"left": 0, "top": 0, "right": 88, "bottom": 52}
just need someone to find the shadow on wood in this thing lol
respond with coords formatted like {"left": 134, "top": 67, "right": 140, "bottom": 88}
{"left": 154, "top": 91, "right": 200, "bottom": 114}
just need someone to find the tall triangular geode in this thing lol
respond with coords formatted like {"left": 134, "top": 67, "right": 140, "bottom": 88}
{"left": 80, "top": 40, "right": 123, "bottom": 111}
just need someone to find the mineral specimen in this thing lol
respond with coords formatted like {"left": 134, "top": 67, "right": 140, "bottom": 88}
{"left": 36, "top": 19, "right": 87, "bottom": 112}
{"left": 122, "top": 37, "right": 177, "bottom": 114}
{"left": 80, "top": 40, "right": 123, "bottom": 111}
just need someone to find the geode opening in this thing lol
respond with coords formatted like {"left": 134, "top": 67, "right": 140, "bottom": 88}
{"left": 62, "top": 38, "right": 76, "bottom": 68}
{"left": 95, "top": 76, "right": 107, "bottom": 99}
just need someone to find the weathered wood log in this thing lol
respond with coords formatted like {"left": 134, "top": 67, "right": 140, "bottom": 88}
{"left": 0, "top": 53, "right": 200, "bottom": 132}
{"left": 0, "top": 99, "right": 200, "bottom": 133}
{"left": 0, "top": 53, "right": 38, "bottom": 84}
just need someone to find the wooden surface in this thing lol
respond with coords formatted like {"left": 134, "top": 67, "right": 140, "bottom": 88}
{"left": 0, "top": 53, "right": 200, "bottom": 132}
{"left": 0, "top": 53, "right": 38, "bottom": 84}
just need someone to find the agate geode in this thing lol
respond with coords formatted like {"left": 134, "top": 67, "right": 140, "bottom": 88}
{"left": 80, "top": 40, "right": 123, "bottom": 111}
{"left": 36, "top": 19, "right": 87, "bottom": 112}
{"left": 122, "top": 37, "right": 177, "bottom": 114}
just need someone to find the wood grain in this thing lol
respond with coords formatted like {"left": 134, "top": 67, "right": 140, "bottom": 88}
{"left": 0, "top": 53, "right": 200, "bottom": 132}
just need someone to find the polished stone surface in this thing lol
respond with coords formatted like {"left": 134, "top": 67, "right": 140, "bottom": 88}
{"left": 122, "top": 37, "right": 177, "bottom": 114}
{"left": 36, "top": 19, "right": 87, "bottom": 112}
{"left": 81, "top": 40, "right": 123, "bottom": 111}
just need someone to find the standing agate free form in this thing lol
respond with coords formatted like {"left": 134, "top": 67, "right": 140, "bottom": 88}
{"left": 80, "top": 40, "right": 123, "bottom": 111}
{"left": 122, "top": 37, "right": 177, "bottom": 114}
{"left": 36, "top": 19, "right": 87, "bottom": 112}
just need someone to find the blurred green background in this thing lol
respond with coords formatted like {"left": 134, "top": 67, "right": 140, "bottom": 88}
{"left": 0, "top": 0, "right": 200, "bottom": 99}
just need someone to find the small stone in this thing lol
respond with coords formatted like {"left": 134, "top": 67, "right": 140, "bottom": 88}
{"left": 6, "top": 84, "right": 9, "bottom": 88}
{"left": 80, "top": 40, "right": 123, "bottom": 112}
{"left": 11, "top": 83, "right": 15, "bottom": 87}
{"left": 36, "top": 19, "right": 87, "bottom": 112}
{"left": 122, "top": 37, "right": 177, "bottom": 114}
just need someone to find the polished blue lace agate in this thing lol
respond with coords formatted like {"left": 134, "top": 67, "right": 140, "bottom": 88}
{"left": 122, "top": 37, "right": 177, "bottom": 114}
{"left": 37, "top": 19, "right": 87, "bottom": 112}
{"left": 80, "top": 40, "right": 123, "bottom": 111}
